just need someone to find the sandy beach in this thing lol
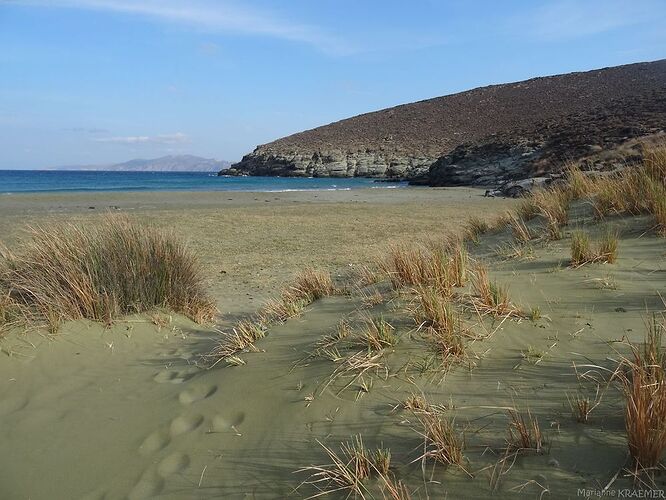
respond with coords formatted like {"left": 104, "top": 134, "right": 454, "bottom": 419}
{"left": 0, "top": 187, "right": 513, "bottom": 316}
{"left": 1, "top": 182, "right": 665, "bottom": 499}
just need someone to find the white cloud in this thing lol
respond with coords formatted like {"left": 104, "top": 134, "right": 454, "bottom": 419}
{"left": 94, "top": 132, "right": 189, "bottom": 145}
{"left": 515, "top": 0, "right": 656, "bottom": 41}
{"left": 14, "top": 0, "right": 351, "bottom": 55}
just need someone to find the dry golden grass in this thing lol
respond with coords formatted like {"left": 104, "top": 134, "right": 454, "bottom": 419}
{"left": 570, "top": 229, "right": 619, "bottom": 266}
{"left": 507, "top": 212, "right": 532, "bottom": 244}
{"left": 463, "top": 216, "right": 491, "bottom": 242}
{"left": 380, "top": 243, "right": 430, "bottom": 289}
{"left": 297, "top": 436, "right": 370, "bottom": 499}
{"left": 379, "top": 474, "right": 412, "bottom": 500}
{"left": 297, "top": 436, "right": 394, "bottom": 499}
{"left": 618, "top": 314, "right": 666, "bottom": 473}
{"left": 206, "top": 318, "right": 266, "bottom": 362}
{"left": 351, "top": 264, "right": 380, "bottom": 288}
{"left": 415, "top": 409, "right": 466, "bottom": 469}
{"left": 357, "top": 314, "right": 396, "bottom": 351}
{"left": 403, "top": 394, "right": 431, "bottom": 413}
{"left": 570, "top": 230, "right": 593, "bottom": 266}
{"left": 567, "top": 389, "right": 602, "bottom": 424}
{"left": 590, "top": 145, "right": 666, "bottom": 235}
{"left": 291, "top": 267, "right": 336, "bottom": 300}
{"left": 208, "top": 268, "right": 336, "bottom": 363}
{"left": 410, "top": 286, "right": 466, "bottom": 360}
{"left": 379, "top": 240, "right": 468, "bottom": 295}
{"left": 533, "top": 186, "right": 571, "bottom": 240}
{"left": 0, "top": 291, "right": 24, "bottom": 335}
{"left": 565, "top": 163, "right": 598, "bottom": 199}
{"left": 506, "top": 408, "right": 544, "bottom": 454}
{"left": 0, "top": 215, "right": 216, "bottom": 330}
{"left": 470, "top": 265, "right": 522, "bottom": 318}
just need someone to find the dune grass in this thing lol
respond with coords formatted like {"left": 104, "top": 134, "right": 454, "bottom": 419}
{"left": 357, "top": 314, "right": 396, "bottom": 351}
{"left": 570, "top": 229, "right": 619, "bottom": 267}
{"left": 507, "top": 212, "right": 533, "bottom": 244}
{"left": 408, "top": 401, "right": 466, "bottom": 470}
{"left": 379, "top": 240, "right": 468, "bottom": 294}
{"left": 0, "top": 292, "right": 24, "bottom": 335}
{"left": 506, "top": 408, "right": 544, "bottom": 454}
{"left": 209, "top": 267, "right": 336, "bottom": 364}
{"left": 589, "top": 146, "right": 666, "bottom": 234}
{"left": 618, "top": 314, "right": 666, "bottom": 474}
{"left": 409, "top": 286, "right": 467, "bottom": 360}
{"left": 470, "top": 265, "right": 522, "bottom": 318}
{"left": 297, "top": 435, "right": 395, "bottom": 499}
{"left": 0, "top": 215, "right": 216, "bottom": 331}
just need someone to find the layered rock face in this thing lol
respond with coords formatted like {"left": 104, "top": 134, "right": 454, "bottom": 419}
{"left": 224, "top": 150, "right": 436, "bottom": 178}
{"left": 224, "top": 60, "right": 666, "bottom": 183}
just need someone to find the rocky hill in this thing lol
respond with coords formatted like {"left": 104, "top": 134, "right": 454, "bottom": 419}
{"left": 55, "top": 155, "right": 231, "bottom": 172}
{"left": 225, "top": 60, "right": 666, "bottom": 185}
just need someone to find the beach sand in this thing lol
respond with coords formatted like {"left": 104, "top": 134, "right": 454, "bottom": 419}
{"left": 1, "top": 188, "right": 665, "bottom": 499}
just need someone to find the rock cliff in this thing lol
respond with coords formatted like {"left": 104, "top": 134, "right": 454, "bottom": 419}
{"left": 223, "top": 60, "right": 666, "bottom": 183}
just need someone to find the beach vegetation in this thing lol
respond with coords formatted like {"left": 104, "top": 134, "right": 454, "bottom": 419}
{"left": 0, "top": 215, "right": 216, "bottom": 331}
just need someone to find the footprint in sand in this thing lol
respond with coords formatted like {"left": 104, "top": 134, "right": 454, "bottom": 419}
{"left": 157, "top": 452, "right": 190, "bottom": 477}
{"left": 211, "top": 411, "right": 245, "bottom": 434}
{"left": 170, "top": 414, "right": 204, "bottom": 437}
{"left": 153, "top": 368, "right": 198, "bottom": 385}
{"left": 178, "top": 384, "right": 217, "bottom": 405}
{"left": 139, "top": 429, "right": 171, "bottom": 456}
{"left": 128, "top": 470, "right": 164, "bottom": 500}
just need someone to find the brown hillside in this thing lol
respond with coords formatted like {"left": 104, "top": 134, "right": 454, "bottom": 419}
{"left": 229, "top": 60, "right": 666, "bottom": 181}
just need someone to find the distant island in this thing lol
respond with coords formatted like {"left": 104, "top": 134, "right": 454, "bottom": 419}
{"left": 50, "top": 154, "right": 232, "bottom": 172}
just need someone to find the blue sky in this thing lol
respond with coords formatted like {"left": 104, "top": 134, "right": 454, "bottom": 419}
{"left": 1, "top": 0, "right": 665, "bottom": 169}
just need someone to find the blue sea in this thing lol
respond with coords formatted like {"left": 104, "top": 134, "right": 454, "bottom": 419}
{"left": 0, "top": 170, "right": 406, "bottom": 194}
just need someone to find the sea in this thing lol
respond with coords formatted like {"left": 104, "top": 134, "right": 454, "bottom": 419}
{"left": 0, "top": 170, "right": 407, "bottom": 194}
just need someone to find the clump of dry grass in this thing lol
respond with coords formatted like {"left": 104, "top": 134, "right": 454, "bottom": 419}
{"left": 357, "top": 314, "right": 396, "bottom": 351}
{"left": 570, "top": 229, "right": 619, "bottom": 266}
{"left": 292, "top": 267, "right": 336, "bottom": 300}
{"left": 380, "top": 474, "right": 412, "bottom": 500}
{"left": 410, "top": 286, "right": 467, "bottom": 360}
{"left": 258, "top": 268, "right": 335, "bottom": 324}
{"left": 403, "top": 394, "right": 431, "bottom": 413}
{"left": 565, "top": 163, "right": 598, "bottom": 199}
{"left": 402, "top": 394, "right": 467, "bottom": 471}
{"left": 533, "top": 186, "right": 571, "bottom": 240}
{"left": 380, "top": 243, "right": 430, "bottom": 289}
{"left": 206, "top": 318, "right": 266, "bottom": 362}
{"left": 507, "top": 212, "right": 532, "bottom": 244}
{"left": 506, "top": 408, "right": 544, "bottom": 454}
{"left": 464, "top": 216, "right": 490, "bottom": 243}
{"left": 567, "top": 388, "right": 602, "bottom": 424}
{"left": 260, "top": 288, "right": 309, "bottom": 323}
{"left": 570, "top": 230, "right": 593, "bottom": 266}
{"left": 591, "top": 146, "right": 666, "bottom": 235}
{"left": 0, "top": 215, "right": 216, "bottom": 330}
{"left": 448, "top": 241, "right": 468, "bottom": 287}
{"left": 618, "top": 314, "right": 666, "bottom": 473}
{"left": 379, "top": 241, "right": 468, "bottom": 294}
{"left": 470, "top": 265, "right": 522, "bottom": 318}
{"left": 357, "top": 287, "right": 384, "bottom": 308}
{"left": 297, "top": 436, "right": 394, "bottom": 499}
{"left": 415, "top": 409, "right": 466, "bottom": 469}
{"left": 351, "top": 264, "right": 380, "bottom": 288}
{"left": 0, "top": 291, "right": 24, "bottom": 335}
